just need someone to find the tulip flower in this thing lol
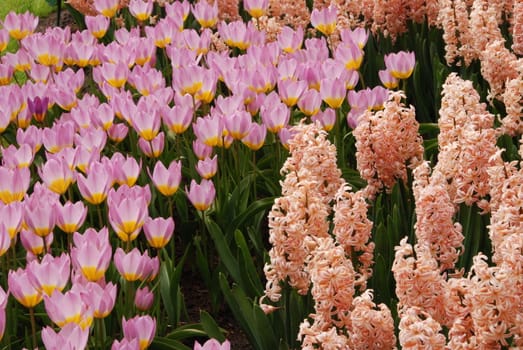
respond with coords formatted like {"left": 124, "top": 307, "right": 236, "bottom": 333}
{"left": 143, "top": 216, "right": 175, "bottom": 249}
{"left": 39, "top": 158, "right": 74, "bottom": 195}
{"left": 81, "top": 281, "right": 117, "bottom": 318}
{"left": 379, "top": 69, "right": 400, "bottom": 89}
{"left": 260, "top": 98, "right": 290, "bottom": 133}
{"left": 122, "top": 315, "right": 156, "bottom": 350}
{"left": 193, "top": 115, "right": 224, "bottom": 147}
{"left": 0, "top": 225, "right": 11, "bottom": 257}
{"left": 186, "top": 179, "right": 216, "bottom": 211}
{"left": 297, "top": 89, "right": 322, "bottom": 116}
{"left": 320, "top": 77, "right": 346, "bottom": 109}
{"left": 194, "top": 339, "right": 231, "bottom": 350}
{"left": 94, "top": 0, "right": 120, "bottom": 18}
{"left": 112, "top": 338, "right": 140, "bottom": 350}
{"left": 108, "top": 123, "right": 129, "bottom": 143}
{"left": 24, "top": 197, "right": 57, "bottom": 238}
{"left": 114, "top": 248, "right": 152, "bottom": 282}
{"left": 244, "top": 0, "right": 269, "bottom": 18}
{"left": 8, "top": 267, "right": 43, "bottom": 308}
{"left": 196, "top": 155, "right": 218, "bottom": 179}
{"left": 277, "top": 26, "right": 303, "bottom": 54}
{"left": 111, "top": 153, "right": 141, "bottom": 187}
{"left": 44, "top": 287, "right": 93, "bottom": 329}
{"left": 138, "top": 132, "right": 165, "bottom": 158}
{"left": 135, "top": 286, "right": 154, "bottom": 311}
{"left": 0, "top": 166, "right": 30, "bottom": 204}
{"left": 310, "top": 6, "right": 337, "bottom": 36}
{"left": 340, "top": 27, "right": 369, "bottom": 49}
{"left": 17, "top": 125, "right": 42, "bottom": 153}
{"left": 0, "top": 201, "right": 23, "bottom": 238}
{"left": 41, "top": 323, "right": 89, "bottom": 350}
{"left": 311, "top": 108, "right": 337, "bottom": 131}
{"left": 27, "top": 96, "right": 49, "bottom": 123}
{"left": 335, "top": 41, "right": 364, "bottom": 71}
{"left": 20, "top": 229, "right": 54, "bottom": 258}
{"left": 161, "top": 104, "right": 193, "bottom": 134}
{"left": 71, "top": 228, "right": 113, "bottom": 282}
{"left": 2, "top": 143, "right": 34, "bottom": 169}
{"left": 193, "top": 139, "right": 214, "bottom": 160}
{"left": 384, "top": 51, "right": 416, "bottom": 80}
{"left": 85, "top": 15, "right": 110, "bottom": 39}
{"left": 192, "top": 0, "right": 219, "bottom": 28}
{"left": 27, "top": 253, "right": 70, "bottom": 296}
{"left": 129, "top": 0, "right": 154, "bottom": 21}
{"left": 42, "top": 122, "right": 75, "bottom": 154}
{"left": 3, "top": 11, "right": 38, "bottom": 40}
{"left": 0, "top": 63, "right": 13, "bottom": 85}
{"left": 241, "top": 123, "right": 267, "bottom": 151}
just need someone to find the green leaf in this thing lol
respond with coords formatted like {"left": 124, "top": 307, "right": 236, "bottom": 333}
{"left": 151, "top": 337, "right": 193, "bottom": 350}
{"left": 235, "top": 229, "right": 263, "bottom": 295}
{"left": 200, "top": 310, "right": 226, "bottom": 342}
{"left": 229, "top": 197, "right": 275, "bottom": 236}
{"left": 205, "top": 218, "right": 242, "bottom": 284}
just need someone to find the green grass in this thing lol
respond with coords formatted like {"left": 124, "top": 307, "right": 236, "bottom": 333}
{"left": 0, "top": 0, "right": 56, "bottom": 20}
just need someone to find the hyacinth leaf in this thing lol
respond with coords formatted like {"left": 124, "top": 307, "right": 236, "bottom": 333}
{"left": 200, "top": 310, "right": 227, "bottom": 342}
{"left": 497, "top": 134, "right": 520, "bottom": 162}
{"left": 457, "top": 203, "right": 491, "bottom": 271}
{"left": 373, "top": 254, "right": 391, "bottom": 305}
{"left": 150, "top": 337, "right": 192, "bottom": 350}
{"left": 219, "top": 273, "right": 279, "bottom": 350}
{"left": 234, "top": 229, "right": 263, "bottom": 295}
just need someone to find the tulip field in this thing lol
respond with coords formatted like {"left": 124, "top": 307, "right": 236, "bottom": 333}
{"left": 0, "top": 0, "right": 521, "bottom": 349}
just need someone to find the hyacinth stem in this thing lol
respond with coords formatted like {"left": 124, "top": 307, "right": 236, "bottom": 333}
{"left": 29, "top": 307, "right": 37, "bottom": 350}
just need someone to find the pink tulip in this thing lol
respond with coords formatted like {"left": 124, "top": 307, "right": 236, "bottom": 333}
{"left": 186, "top": 179, "right": 215, "bottom": 211}
{"left": 114, "top": 247, "right": 152, "bottom": 282}
{"left": 41, "top": 323, "right": 89, "bottom": 350}
{"left": 0, "top": 29, "right": 8, "bottom": 52}
{"left": 311, "top": 108, "right": 336, "bottom": 132}
{"left": 347, "top": 88, "right": 374, "bottom": 111}
{"left": 22, "top": 32, "right": 63, "bottom": 67}
{"left": 20, "top": 229, "right": 53, "bottom": 258}
{"left": 278, "top": 127, "right": 296, "bottom": 149}
{"left": 111, "top": 153, "right": 141, "bottom": 187}
{"left": 165, "top": 0, "right": 190, "bottom": 20}
{"left": 55, "top": 201, "right": 88, "bottom": 234}
{"left": 310, "top": 6, "right": 337, "bottom": 36}
{"left": 39, "top": 158, "right": 74, "bottom": 195}
{"left": 384, "top": 51, "right": 416, "bottom": 80}
{"left": 143, "top": 216, "right": 174, "bottom": 249}
{"left": 71, "top": 227, "right": 112, "bottom": 282}
{"left": 27, "top": 253, "right": 70, "bottom": 296}
{"left": 241, "top": 123, "right": 266, "bottom": 151}
{"left": 98, "top": 62, "right": 129, "bottom": 89}
{"left": 335, "top": 41, "right": 364, "bottom": 71}
{"left": 129, "top": 0, "right": 154, "bottom": 21}
{"left": 379, "top": 69, "right": 399, "bottom": 89}
{"left": 2, "top": 11, "right": 38, "bottom": 40}
{"left": 122, "top": 315, "right": 156, "bottom": 349}
{"left": 135, "top": 286, "right": 154, "bottom": 311}
{"left": 340, "top": 27, "right": 369, "bottom": 49}
{"left": 244, "top": 0, "right": 268, "bottom": 18}
{"left": 184, "top": 28, "right": 211, "bottom": 55}
{"left": 108, "top": 186, "right": 149, "bottom": 242}
{"left": 161, "top": 104, "right": 193, "bottom": 134}
{"left": 2, "top": 143, "right": 33, "bottom": 169}
{"left": 8, "top": 267, "right": 43, "bottom": 308}
{"left": 112, "top": 338, "right": 140, "bottom": 350}
{"left": 16, "top": 125, "right": 42, "bottom": 153}
{"left": 278, "top": 79, "right": 308, "bottom": 107}
{"left": 145, "top": 17, "right": 180, "bottom": 48}
{"left": 42, "top": 122, "right": 75, "bottom": 154}
{"left": 192, "top": 0, "right": 218, "bottom": 28}
{"left": 44, "top": 286, "right": 93, "bottom": 329}
{"left": 148, "top": 160, "right": 182, "bottom": 196}
{"left": 138, "top": 132, "right": 165, "bottom": 158}
{"left": 94, "top": 0, "right": 120, "bottom": 17}
{"left": 85, "top": 15, "right": 110, "bottom": 39}
{"left": 297, "top": 64, "right": 321, "bottom": 91}
{"left": 194, "top": 339, "right": 231, "bottom": 350}
{"left": 193, "top": 115, "right": 224, "bottom": 147}
{"left": 0, "top": 63, "right": 13, "bottom": 85}
{"left": 81, "top": 281, "right": 117, "bottom": 318}
{"left": 27, "top": 63, "right": 50, "bottom": 83}
{"left": 277, "top": 26, "right": 303, "bottom": 54}
{"left": 218, "top": 21, "right": 252, "bottom": 50}
{"left": 320, "top": 78, "right": 346, "bottom": 109}
{"left": 370, "top": 86, "right": 390, "bottom": 110}
{"left": 0, "top": 201, "right": 23, "bottom": 239}
{"left": 277, "top": 58, "right": 298, "bottom": 81}
{"left": 129, "top": 65, "right": 165, "bottom": 97}
{"left": 0, "top": 166, "right": 29, "bottom": 204}
{"left": 24, "top": 195, "right": 57, "bottom": 238}
{"left": 260, "top": 96, "right": 290, "bottom": 133}
{"left": 130, "top": 99, "right": 162, "bottom": 141}
{"left": 196, "top": 155, "right": 218, "bottom": 180}
{"left": 193, "top": 139, "right": 213, "bottom": 160}
{"left": 108, "top": 123, "right": 129, "bottom": 143}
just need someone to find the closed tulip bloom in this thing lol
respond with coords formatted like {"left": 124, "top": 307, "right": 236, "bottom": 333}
{"left": 20, "top": 229, "right": 53, "bottom": 258}
{"left": 129, "top": 0, "right": 154, "bottom": 21}
{"left": 108, "top": 192, "right": 148, "bottom": 242}
{"left": 76, "top": 161, "right": 113, "bottom": 205}
{"left": 71, "top": 227, "right": 112, "bottom": 281}
{"left": 138, "top": 132, "right": 165, "bottom": 158}
{"left": 161, "top": 104, "right": 193, "bottom": 134}
{"left": 24, "top": 197, "right": 57, "bottom": 238}
{"left": 384, "top": 51, "right": 416, "bottom": 80}
{"left": 241, "top": 123, "right": 266, "bottom": 151}
{"left": 3, "top": 11, "right": 38, "bottom": 41}
{"left": 193, "top": 139, "right": 213, "bottom": 160}
{"left": 108, "top": 123, "right": 129, "bottom": 143}
{"left": 98, "top": 62, "right": 129, "bottom": 89}
{"left": 41, "top": 323, "right": 89, "bottom": 350}
{"left": 48, "top": 221, "right": 75, "bottom": 254}
{"left": 278, "top": 79, "right": 308, "bottom": 107}
{"left": 260, "top": 100, "right": 290, "bottom": 133}
{"left": 81, "top": 281, "right": 117, "bottom": 318}
{"left": 143, "top": 216, "right": 174, "bottom": 249}
{"left": 0, "top": 201, "right": 23, "bottom": 238}
{"left": 131, "top": 99, "right": 162, "bottom": 141}
{"left": 0, "top": 166, "right": 30, "bottom": 204}
{"left": 297, "top": 89, "right": 322, "bottom": 116}
{"left": 27, "top": 253, "right": 70, "bottom": 296}
{"left": 277, "top": 26, "right": 303, "bottom": 54}
{"left": 196, "top": 155, "right": 218, "bottom": 179}
{"left": 320, "top": 78, "right": 346, "bottom": 109}
{"left": 44, "top": 287, "right": 93, "bottom": 329}
{"left": 194, "top": 339, "right": 231, "bottom": 350}
{"left": 135, "top": 286, "right": 154, "bottom": 311}
{"left": 112, "top": 338, "right": 140, "bottom": 350}
{"left": 0, "top": 63, "right": 13, "bottom": 85}
{"left": 111, "top": 153, "right": 141, "bottom": 187}
{"left": 379, "top": 69, "right": 399, "bottom": 89}
{"left": 193, "top": 115, "right": 224, "bottom": 147}
{"left": 311, "top": 108, "right": 336, "bottom": 131}
{"left": 122, "top": 315, "right": 156, "bottom": 350}
{"left": 27, "top": 96, "right": 49, "bottom": 123}
{"left": 2, "top": 143, "right": 34, "bottom": 169}
{"left": 340, "top": 27, "right": 369, "bottom": 49}
{"left": 335, "top": 41, "right": 364, "bottom": 71}
{"left": 149, "top": 160, "right": 182, "bottom": 196}
{"left": 39, "top": 158, "right": 74, "bottom": 195}
{"left": 0, "top": 225, "right": 11, "bottom": 257}
{"left": 192, "top": 0, "right": 218, "bottom": 28}
{"left": 186, "top": 179, "right": 215, "bottom": 211}
{"left": 244, "top": 0, "right": 269, "bottom": 18}
{"left": 94, "top": 0, "right": 120, "bottom": 18}
{"left": 85, "top": 15, "right": 110, "bottom": 39}
{"left": 310, "top": 6, "right": 337, "bottom": 36}
{"left": 8, "top": 267, "right": 43, "bottom": 308}
{"left": 114, "top": 248, "right": 150, "bottom": 282}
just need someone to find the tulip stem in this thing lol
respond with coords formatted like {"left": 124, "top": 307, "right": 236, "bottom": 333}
{"left": 97, "top": 205, "right": 104, "bottom": 229}
{"left": 95, "top": 317, "right": 106, "bottom": 349}
{"left": 29, "top": 307, "right": 37, "bottom": 350}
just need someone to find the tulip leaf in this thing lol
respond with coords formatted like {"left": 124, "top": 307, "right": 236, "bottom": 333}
{"left": 200, "top": 310, "right": 226, "bottom": 342}
{"left": 151, "top": 337, "right": 192, "bottom": 350}
{"left": 205, "top": 217, "right": 242, "bottom": 284}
